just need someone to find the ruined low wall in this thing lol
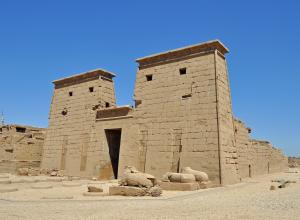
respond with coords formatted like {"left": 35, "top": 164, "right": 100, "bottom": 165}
{"left": 234, "top": 119, "right": 288, "bottom": 179}
{"left": 0, "top": 125, "right": 45, "bottom": 173}
{"left": 288, "top": 157, "right": 300, "bottom": 168}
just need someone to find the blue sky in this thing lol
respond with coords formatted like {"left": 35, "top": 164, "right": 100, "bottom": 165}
{"left": 0, "top": 0, "right": 299, "bottom": 156}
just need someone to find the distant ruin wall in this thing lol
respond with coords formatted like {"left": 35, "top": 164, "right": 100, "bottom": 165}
{"left": 234, "top": 119, "right": 288, "bottom": 179}
{"left": 288, "top": 157, "right": 300, "bottom": 168}
{"left": 0, "top": 125, "right": 45, "bottom": 173}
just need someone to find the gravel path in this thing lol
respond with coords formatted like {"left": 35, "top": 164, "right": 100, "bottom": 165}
{"left": 0, "top": 170, "right": 299, "bottom": 220}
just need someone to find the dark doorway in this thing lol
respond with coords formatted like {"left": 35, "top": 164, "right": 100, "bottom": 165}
{"left": 105, "top": 129, "right": 121, "bottom": 179}
{"left": 249, "top": 164, "right": 252, "bottom": 178}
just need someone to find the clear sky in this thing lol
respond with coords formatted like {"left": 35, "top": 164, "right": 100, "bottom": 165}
{"left": 0, "top": 0, "right": 299, "bottom": 156}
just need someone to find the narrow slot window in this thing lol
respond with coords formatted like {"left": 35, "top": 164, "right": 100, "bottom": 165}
{"left": 105, "top": 102, "right": 110, "bottom": 108}
{"left": 89, "top": 87, "right": 94, "bottom": 93}
{"left": 146, "top": 74, "right": 153, "bottom": 81}
{"left": 179, "top": 68, "right": 187, "bottom": 75}
{"left": 69, "top": 91, "right": 73, "bottom": 96}
{"left": 182, "top": 94, "right": 192, "bottom": 99}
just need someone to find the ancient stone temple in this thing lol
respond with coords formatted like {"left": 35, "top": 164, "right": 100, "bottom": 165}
{"left": 41, "top": 40, "right": 287, "bottom": 185}
{"left": 0, "top": 124, "right": 45, "bottom": 173}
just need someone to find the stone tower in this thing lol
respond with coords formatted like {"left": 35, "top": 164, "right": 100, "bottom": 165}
{"left": 134, "top": 40, "right": 239, "bottom": 185}
{"left": 41, "top": 69, "right": 116, "bottom": 176}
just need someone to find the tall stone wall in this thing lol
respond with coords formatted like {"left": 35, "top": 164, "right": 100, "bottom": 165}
{"left": 0, "top": 125, "right": 45, "bottom": 173}
{"left": 215, "top": 52, "right": 239, "bottom": 185}
{"left": 134, "top": 51, "right": 221, "bottom": 184}
{"left": 41, "top": 70, "right": 116, "bottom": 176}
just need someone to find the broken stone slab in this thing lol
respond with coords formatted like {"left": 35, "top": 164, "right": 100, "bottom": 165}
{"left": 62, "top": 181, "right": 82, "bottom": 187}
{"left": 159, "top": 182, "right": 199, "bottom": 191}
{"left": 88, "top": 186, "right": 103, "bottom": 192}
{"left": 0, "top": 179, "right": 11, "bottom": 184}
{"left": 109, "top": 186, "right": 147, "bottom": 196}
{"left": 41, "top": 196, "right": 73, "bottom": 200}
{"left": 83, "top": 192, "right": 107, "bottom": 197}
{"left": 31, "top": 183, "right": 53, "bottom": 189}
{"left": 0, "top": 187, "right": 18, "bottom": 193}
{"left": 34, "top": 177, "right": 48, "bottom": 182}
{"left": 11, "top": 178, "right": 37, "bottom": 184}
{"left": 69, "top": 176, "right": 81, "bottom": 181}
{"left": 46, "top": 177, "right": 63, "bottom": 182}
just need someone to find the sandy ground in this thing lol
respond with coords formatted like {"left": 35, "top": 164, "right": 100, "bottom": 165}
{"left": 0, "top": 169, "right": 299, "bottom": 220}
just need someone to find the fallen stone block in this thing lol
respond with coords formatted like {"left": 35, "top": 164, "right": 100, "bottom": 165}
{"left": 88, "top": 186, "right": 103, "bottom": 192}
{"left": 159, "top": 182, "right": 199, "bottom": 191}
{"left": 109, "top": 186, "right": 147, "bottom": 196}
{"left": 41, "top": 196, "right": 73, "bottom": 200}
{"left": 70, "top": 176, "right": 81, "bottom": 181}
{"left": 46, "top": 177, "right": 63, "bottom": 182}
{"left": 83, "top": 192, "right": 107, "bottom": 197}
{"left": 0, "top": 187, "right": 18, "bottom": 193}
{"left": 270, "top": 185, "right": 276, "bottom": 190}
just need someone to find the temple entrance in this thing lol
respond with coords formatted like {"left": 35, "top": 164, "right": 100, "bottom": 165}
{"left": 105, "top": 129, "right": 121, "bottom": 179}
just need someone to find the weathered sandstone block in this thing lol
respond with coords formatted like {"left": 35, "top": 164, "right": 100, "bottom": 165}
{"left": 109, "top": 186, "right": 147, "bottom": 196}
{"left": 88, "top": 186, "right": 103, "bottom": 192}
{"left": 159, "top": 182, "right": 199, "bottom": 191}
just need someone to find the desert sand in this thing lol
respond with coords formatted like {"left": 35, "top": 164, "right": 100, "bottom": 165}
{"left": 0, "top": 169, "right": 299, "bottom": 220}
